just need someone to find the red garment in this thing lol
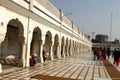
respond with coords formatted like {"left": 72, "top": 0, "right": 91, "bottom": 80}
{"left": 30, "top": 58, "right": 35, "bottom": 67}
{"left": 101, "top": 50, "right": 105, "bottom": 60}
{"left": 96, "top": 49, "right": 101, "bottom": 55}
{"left": 116, "top": 59, "right": 120, "bottom": 66}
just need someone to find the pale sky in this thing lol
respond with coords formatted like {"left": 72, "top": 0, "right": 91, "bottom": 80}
{"left": 49, "top": 0, "right": 120, "bottom": 41}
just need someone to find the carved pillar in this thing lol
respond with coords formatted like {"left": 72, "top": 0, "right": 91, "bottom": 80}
{"left": 71, "top": 45, "right": 73, "bottom": 56}
{"left": 78, "top": 44, "right": 79, "bottom": 54}
{"left": 73, "top": 46, "right": 75, "bottom": 55}
{"left": 73, "top": 46, "right": 75, "bottom": 56}
{"left": 78, "top": 44, "right": 80, "bottom": 54}
{"left": 71, "top": 45, "right": 73, "bottom": 55}
{"left": 62, "top": 44, "right": 65, "bottom": 58}
{"left": 72, "top": 46, "right": 74, "bottom": 56}
{"left": 79, "top": 44, "right": 80, "bottom": 54}
{"left": 77, "top": 46, "right": 79, "bottom": 54}
{"left": 66, "top": 46, "right": 69, "bottom": 57}
{"left": 76, "top": 46, "right": 77, "bottom": 54}
{"left": 56, "top": 41, "right": 60, "bottom": 59}
{"left": 76, "top": 45, "right": 78, "bottom": 55}
{"left": 38, "top": 39, "right": 43, "bottom": 63}
{"left": 49, "top": 41, "right": 53, "bottom": 61}
{"left": 78, "top": 45, "right": 80, "bottom": 54}
{"left": 74, "top": 46, "right": 76, "bottom": 55}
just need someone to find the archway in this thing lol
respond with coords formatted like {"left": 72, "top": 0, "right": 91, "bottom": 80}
{"left": 30, "top": 27, "right": 42, "bottom": 63}
{"left": 53, "top": 34, "right": 59, "bottom": 59}
{"left": 43, "top": 31, "right": 52, "bottom": 60}
{"left": 0, "top": 18, "right": 24, "bottom": 66}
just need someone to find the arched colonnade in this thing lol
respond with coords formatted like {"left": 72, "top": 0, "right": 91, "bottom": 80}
{"left": 0, "top": 18, "right": 90, "bottom": 67}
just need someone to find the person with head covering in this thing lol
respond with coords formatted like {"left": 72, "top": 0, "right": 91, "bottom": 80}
{"left": 29, "top": 55, "right": 35, "bottom": 67}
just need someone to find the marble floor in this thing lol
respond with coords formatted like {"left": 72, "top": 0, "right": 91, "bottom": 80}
{"left": 0, "top": 53, "right": 114, "bottom": 80}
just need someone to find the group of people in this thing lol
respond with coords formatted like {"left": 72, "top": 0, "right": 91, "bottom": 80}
{"left": 92, "top": 47, "right": 110, "bottom": 61}
{"left": 29, "top": 50, "right": 46, "bottom": 67}
{"left": 29, "top": 54, "right": 36, "bottom": 67}
{"left": 92, "top": 47, "right": 120, "bottom": 66}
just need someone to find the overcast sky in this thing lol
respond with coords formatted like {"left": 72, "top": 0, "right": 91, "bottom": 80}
{"left": 49, "top": 0, "right": 120, "bottom": 41}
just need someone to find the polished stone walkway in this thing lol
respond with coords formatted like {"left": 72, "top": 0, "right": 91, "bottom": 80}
{"left": 108, "top": 55, "right": 120, "bottom": 72}
{"left": 0, "top": 53, "right": 112, "bottom": 80}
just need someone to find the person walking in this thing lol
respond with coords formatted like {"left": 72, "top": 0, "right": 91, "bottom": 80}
{"left": 101, "top": 47, "right": 106, "bottom": 60}
{"left": 112, "top": 48, "right": 120, "bottom": 66}
{"left": 96, "top": 48, "right": 101, "bottom": 60}
{"left": 98, "top": 47, "right": 102, "bottom": 65}
{"left": 92, "top": 47, "right": 97, "bottom": 60}
{"left": 106, "top": 48, "right": 110, "bottom": 59}
{"left": 43, "top": 50, "right": 46, "bottom": 62}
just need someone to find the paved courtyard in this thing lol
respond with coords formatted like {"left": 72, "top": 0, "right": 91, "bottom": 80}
{"left": 0, "top": 53, "right": 119, "bottom": 80}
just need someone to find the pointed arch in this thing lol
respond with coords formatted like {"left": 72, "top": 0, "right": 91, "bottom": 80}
{"left": 43, "top": 31, "right": 52, "bottom": 60}
{"left": 0, "top": 18, "right": 24, "bottom": 66}
{"left": 30, "top": 27, "right": 42, "bottom": 60}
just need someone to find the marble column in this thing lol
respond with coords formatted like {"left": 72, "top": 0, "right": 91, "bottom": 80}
{"left": 49, "top": 41, "right": 53, "bottom": 61}
{"left": 56, "top": 41, "right": 60, "bottom": 59}
{"left": 66, "top": 46, "right": 69, "bottom": 57}
{"left": 38, "top": 40, "right": 43, "bottom": 63}
{"left": 62, "top": 44, "right": 65, "bottom": 58}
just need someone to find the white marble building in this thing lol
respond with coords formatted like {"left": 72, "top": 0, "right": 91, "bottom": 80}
{"left": 0, "top": 0, "right": 92, "bottom": 71}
